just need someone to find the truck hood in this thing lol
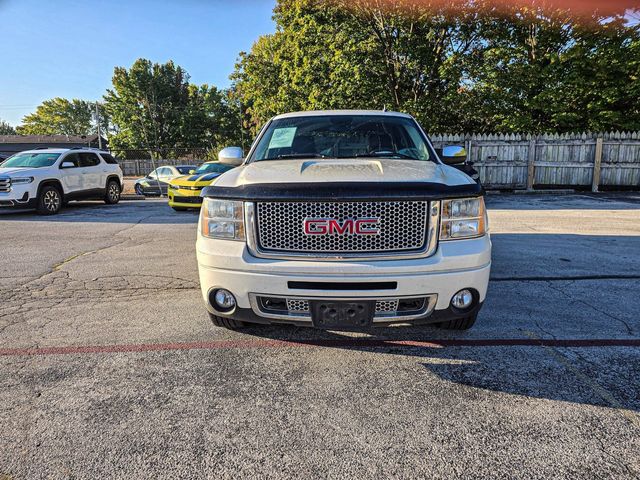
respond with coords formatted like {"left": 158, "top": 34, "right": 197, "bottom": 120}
{"left": 215, "top": 159, "right": 474, "bottom": 188}
{"left": 0, "top": 167, "right": 42, "bottom": 177}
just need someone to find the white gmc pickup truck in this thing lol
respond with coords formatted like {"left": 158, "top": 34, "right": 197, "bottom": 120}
{"left": 197, "top": 110, "right": 491, "bottom": 331}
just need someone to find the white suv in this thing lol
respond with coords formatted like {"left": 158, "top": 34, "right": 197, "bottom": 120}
{"left": 0, "top": 148, "right": 123, "bottom": 215}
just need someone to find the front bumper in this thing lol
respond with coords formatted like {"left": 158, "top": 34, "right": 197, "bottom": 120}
{"left": 197, "top": 234, "right": 491, "bottom": 327}
{"left": 0, "top": 189, "right": 36, "bottom": 209}
{"left": 168, "top": 189, "right": 203, "bottom": 208}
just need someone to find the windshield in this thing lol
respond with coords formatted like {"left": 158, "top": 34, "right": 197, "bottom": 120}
{"left": 1, "top": 152, "right": 61, "bottom": 168}
{"left": 194, "top": 163, "right": 233, "bottom": 175}
{"left": 176, "top": 166, "right": 195, "bottom": 174}
{"left": 250, "top": 115, "right": 433, "bottom": 162}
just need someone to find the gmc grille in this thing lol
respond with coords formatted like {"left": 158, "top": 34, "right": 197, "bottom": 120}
{"left": 255, "top": 201, "right": 429, "bottom": 255}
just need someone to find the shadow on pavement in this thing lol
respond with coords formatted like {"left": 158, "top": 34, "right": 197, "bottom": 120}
{"left": 486, "top": 192, "right": 640, "bottom": 210}
{"left": 238, "top": 322, "right": 640, "bottom": 412}
{"left": 0, "top": 200, "right": 200, "bottom": 225}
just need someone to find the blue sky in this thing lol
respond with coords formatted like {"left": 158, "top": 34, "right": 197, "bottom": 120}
{"left": 0, "top": 0, "right": 276, "bottom": 126}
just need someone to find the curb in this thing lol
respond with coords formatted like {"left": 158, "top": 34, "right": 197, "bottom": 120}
{"left": 121, "top": 194, "right": 146, "bottom": 201}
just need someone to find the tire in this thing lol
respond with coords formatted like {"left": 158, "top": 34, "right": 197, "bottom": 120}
{"left": 208, "top": 312, "right": 245, "bottom": 330}
{"left": 135, "top": 184, "right": 145, "bottom": 196}
{"left": 172, "top": 206, "right": 188, "bottom": 212}
{"left": 104, "top": 180, "right": 121, "bottom": 204}
{"left": 36, "top": 185, "right": 62, "bottom": 215}
{"left": 437, "top": 313, "right": 478, "bottom": 330}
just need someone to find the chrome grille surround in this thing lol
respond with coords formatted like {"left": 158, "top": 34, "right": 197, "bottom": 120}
{"left": 246, "top": 201, "right": 440, "bottom": 261}
{"left": 250, "top": 294, "right": 437, "bottom": 323}
{"left": 0, "top": 177, "right": 10, "bottom": 193}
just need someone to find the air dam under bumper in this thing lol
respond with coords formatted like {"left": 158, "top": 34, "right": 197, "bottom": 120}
{"left": 197, "top": 234, "right": 491, "bottom": 327}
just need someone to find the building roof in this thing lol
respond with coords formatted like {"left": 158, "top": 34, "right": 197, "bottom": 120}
{"left": 0, "top": 134, "right": 104, "bottom": 144}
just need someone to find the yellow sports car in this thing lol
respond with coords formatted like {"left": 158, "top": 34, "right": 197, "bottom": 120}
{"left": 168, "top": 161, "right": 235, "bottom": 211}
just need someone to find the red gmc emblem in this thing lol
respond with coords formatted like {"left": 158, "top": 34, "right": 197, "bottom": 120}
{"left": 303, "top": 218, "right": 380, "bottom": 235}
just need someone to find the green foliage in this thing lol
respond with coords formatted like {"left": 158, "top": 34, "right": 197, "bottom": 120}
{"left": 0, "top": 120, "right": 16, "bottom": 135}
{"left": 104, "top": 59, "right": 246, "bottom": 158}
{"left": 233, "top": 0, "right": 640, "bottom": 134}
{"left": 16, "top": 98, "right": 107, "bottom": 136}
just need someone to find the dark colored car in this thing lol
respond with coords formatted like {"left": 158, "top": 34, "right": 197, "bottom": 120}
{"left": 134, "top": 165, "right": 196, "bottom": 196}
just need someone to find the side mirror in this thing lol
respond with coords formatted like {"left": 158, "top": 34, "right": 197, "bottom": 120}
{"left": 441, "top": 145, "right": 467, "bottom": 165}
{"left": 218, "top": 146, "right": 244, "bottom": 166}
{"left": 60, "top": 161, "right": 75, "bottom": 169}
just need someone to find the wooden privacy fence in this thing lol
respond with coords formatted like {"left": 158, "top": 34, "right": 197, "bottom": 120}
{"left": 430, "top": 132, "right": 640, "bottom": 191}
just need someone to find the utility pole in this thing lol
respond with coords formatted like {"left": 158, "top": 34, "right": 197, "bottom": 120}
{"left": 95, "top": 103, "right": 103, "bottom": 150}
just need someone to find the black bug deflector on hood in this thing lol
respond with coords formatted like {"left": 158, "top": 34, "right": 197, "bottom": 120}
{"left": 201, "top": 181, "right": 484, "bottom": 202}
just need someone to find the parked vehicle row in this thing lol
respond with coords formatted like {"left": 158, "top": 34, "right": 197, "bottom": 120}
{"left": 1, "top": 110, "right": 489, "bottom": 334}
{"left": 0, "top": 147, "right": 123, "bottom": 215}
{"left": 133, "top": 158, "right": 235, "bottom": 211}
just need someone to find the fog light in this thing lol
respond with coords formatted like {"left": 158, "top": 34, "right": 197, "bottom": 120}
{"left": 452, "top": 289, "right": 473, "bottom": 309}
{"left": 213, "top": 289, "right": 236, "bottom": 311}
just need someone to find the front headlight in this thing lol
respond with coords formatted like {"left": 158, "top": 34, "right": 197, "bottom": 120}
{"left": 10, "top": 177, "right": 34, "bottom": 185}
{"left": 169, "top": 184, "right": 180, "bottom": 190}
{"left": 200, "top": 197, "right": 245, "bottom": 241}
{"left": 440, "top": 197, "right": 487, "bottom": 240}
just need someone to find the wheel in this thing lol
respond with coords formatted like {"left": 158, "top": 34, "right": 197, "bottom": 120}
{"left": 172, "top": 206, "right": 188, "bottom": 212}
{"left": 208, "top": 312, "right": 245, "bottom": 330}
{"left": 36, "top": 185, "right": 62, "bottom": 215}
{"left": 437, "top": 313, "right": 478, "bottom": 330}
{"left": 135, "top": 184, "right": 145, "bottom": 196}
{"left": 104, "top": 180, "right": 121, "bottom": 204}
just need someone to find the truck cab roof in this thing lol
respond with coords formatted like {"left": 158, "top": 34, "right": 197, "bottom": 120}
{"left": 272, "top": 110, "right": 413, "bottom": 120}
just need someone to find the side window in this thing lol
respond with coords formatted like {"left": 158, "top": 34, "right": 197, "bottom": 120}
{"left": 100, "top": 153, "right": 118, "bottom": 164}
{"left": 158, "top": 167, "right": 171, "bottom": 177}
{"left": 60, "top": 153, "right": 80, "bottom": 168}
{"left": 79, "top": 152, "right": 101, "bottom": 167}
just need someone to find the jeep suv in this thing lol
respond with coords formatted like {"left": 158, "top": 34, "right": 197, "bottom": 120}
{"left": 196, "top": 110, "right": 491, "bottom": 331}
{"left": 0, "top": 148, "right": 123, "bottom": 215}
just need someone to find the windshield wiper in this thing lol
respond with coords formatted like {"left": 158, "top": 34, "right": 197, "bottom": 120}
{"left": 354, "top": 151, "right": 418, "bottom": 160}
{"left": 278, "top": 153, "right": 329, "bottom": 160}
{"left": 261, "top": 153, "right": 329, "bottom": 161}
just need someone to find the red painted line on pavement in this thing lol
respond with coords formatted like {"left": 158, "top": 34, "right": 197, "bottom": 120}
{"left": 0, "top": 338, "right": 639, "bottom": 357}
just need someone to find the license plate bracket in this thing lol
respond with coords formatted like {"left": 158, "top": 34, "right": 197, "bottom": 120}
{"left": 310, "top": 300, "right": 375, "bottom": 330}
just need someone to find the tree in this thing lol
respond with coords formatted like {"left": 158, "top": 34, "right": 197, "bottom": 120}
{"left": 105, "top": 58, "right": 245, "bottom": 157}
{"left": 0, "top": 120, "right": 16, "bottom": 135}
{"left": 104, "top": 59, "right": 192, "bottom": 157}
{"left": 17, "top": 98, "right": 107, "bottom": 136}
{"left": 233, "top": 0, "right": 640, "bottom": 134}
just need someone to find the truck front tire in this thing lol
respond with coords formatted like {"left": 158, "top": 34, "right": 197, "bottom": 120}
{"left": 208, "top": 312, "right": 246, "bottom": 330}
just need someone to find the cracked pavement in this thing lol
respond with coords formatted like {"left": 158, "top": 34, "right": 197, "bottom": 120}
{"left": 1, "top": 194, "right": 639, "bottom": 479}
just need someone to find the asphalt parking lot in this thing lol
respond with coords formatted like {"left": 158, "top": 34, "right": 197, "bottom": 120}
{"left": 1, "top": 193, "right": 639, "bottom": 479}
